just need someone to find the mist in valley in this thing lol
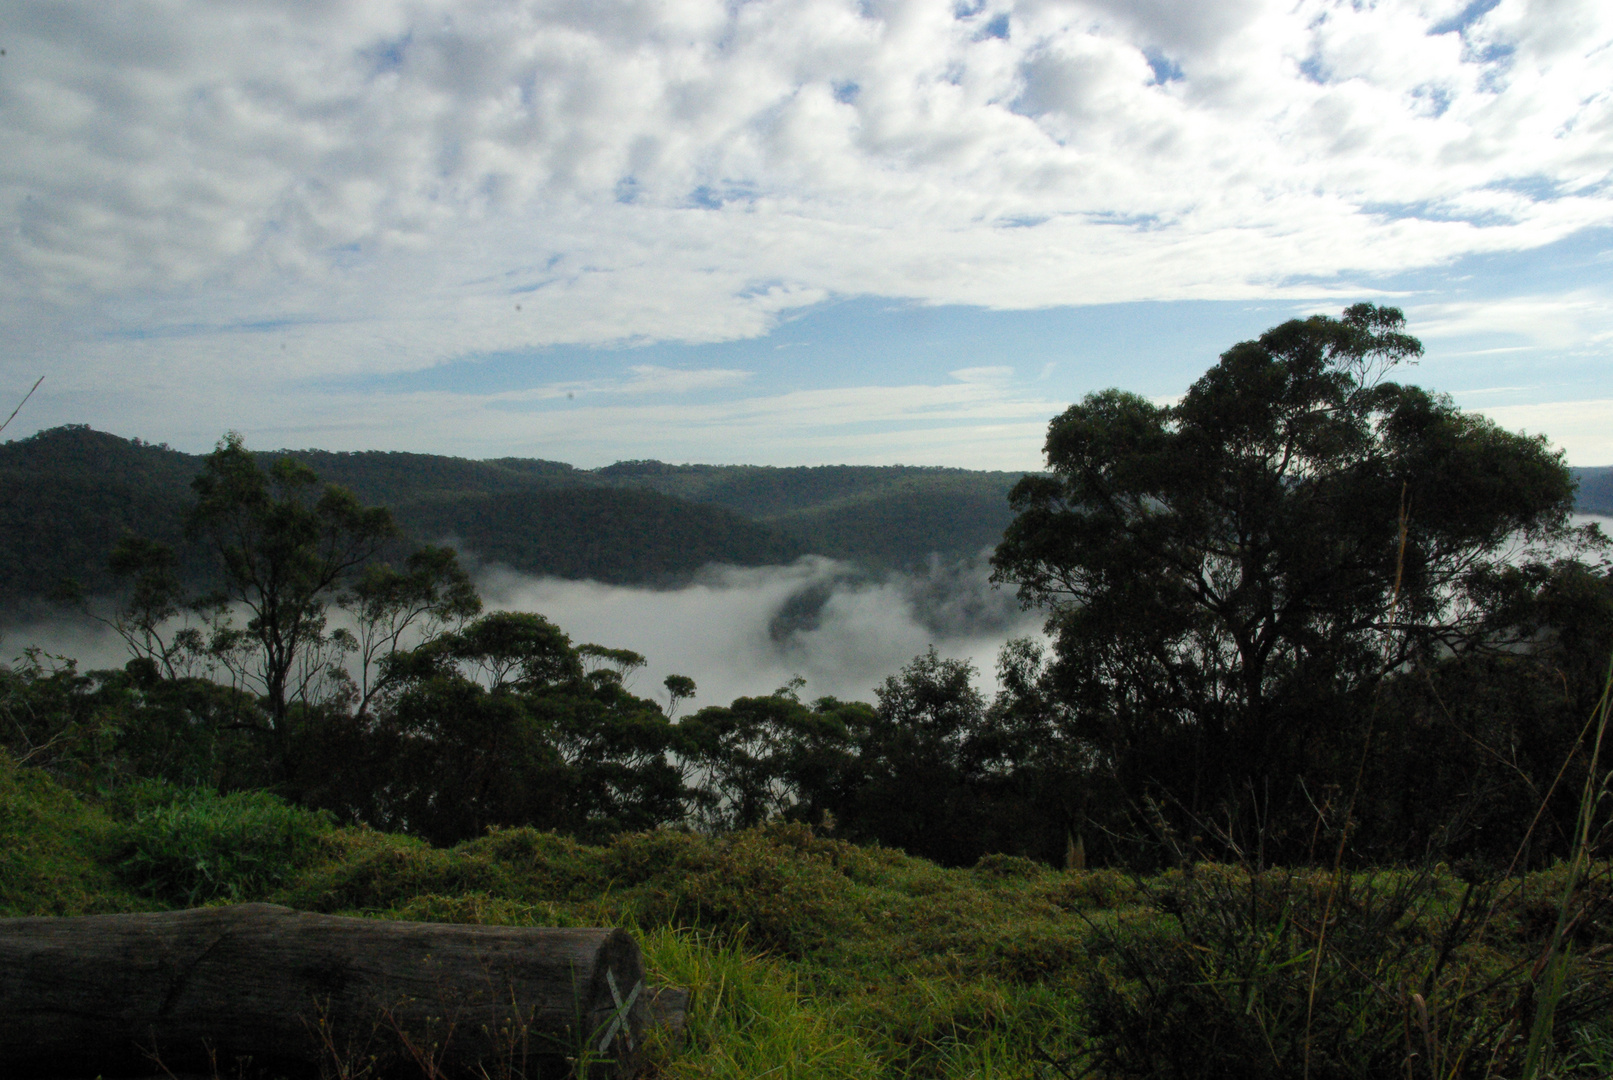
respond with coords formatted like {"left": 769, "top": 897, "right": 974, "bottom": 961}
{"left": 478, "top": 554, "right": 1043, "bottom": 710}
{"left": 2, "top": 554, "right": 1045, "bottom": 712}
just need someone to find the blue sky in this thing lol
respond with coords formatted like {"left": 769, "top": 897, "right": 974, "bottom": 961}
{"left": 1, "top": 0, "right": 1610, "bottom": 468}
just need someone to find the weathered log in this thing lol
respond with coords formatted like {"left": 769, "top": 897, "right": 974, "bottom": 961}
{"left": 0, "top": 903, "right": 670, "bottom": 1079}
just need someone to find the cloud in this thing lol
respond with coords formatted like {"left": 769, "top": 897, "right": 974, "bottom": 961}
{"left": 1409, "top": 292, "right": 1613, "bottom": 349}
{"left": 2, "top": 554, "right": 1047, "bottom": 714}
{"left": 617, "top": 364, "right": 752, "bottom": 395}
{"left": 6, "top": 3, "right": 1612, "bottom": 324}
{"left": 486, "top": 364, "right": 754, "bottom": 402}
{"left": 949, "top": 365, "right": 1015, "bottom": 383}
{"left": 1469, "top": 398, "right": 1613, "bottom": 465}
{"left": 1, "top": 0, "right": 1610, "bottom": 457}
{"left": 232, "top": 372, "right": 1064, "bottom": 466}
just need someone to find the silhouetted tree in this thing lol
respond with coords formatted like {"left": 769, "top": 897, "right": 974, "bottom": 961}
{"left": 992, "top": 304, "right": 1603, "bottom": 859}
{"left": 189, "top": 432, "right": 394, "bottom": 772}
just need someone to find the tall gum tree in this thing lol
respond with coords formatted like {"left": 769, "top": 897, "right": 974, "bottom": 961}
{"left": 990, "top": 305, "right": 1605, "bottom": 854}
{"left": 189, "top": 432, "right": 395, "bottom": 773}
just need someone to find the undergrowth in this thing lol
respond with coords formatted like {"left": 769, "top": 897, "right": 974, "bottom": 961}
{"left": 2, "top": 747, "right": 1609, "bottom": 1078}
{"left": 111, "top": 781, "right": 336, "bottom": 905}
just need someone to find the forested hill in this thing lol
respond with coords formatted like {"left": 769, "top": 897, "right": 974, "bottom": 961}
{"left": 1573, "top": 466, "right": 1613, "bottom": 516}
{"left": 0, "top": 425, "right": 1021, "bottom": 604}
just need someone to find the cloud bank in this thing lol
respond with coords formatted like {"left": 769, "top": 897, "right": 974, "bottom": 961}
{"left": 2, "top": 0, "right": 1609, "bottom": 460}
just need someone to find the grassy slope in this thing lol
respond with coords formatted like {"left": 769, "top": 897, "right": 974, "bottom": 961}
{"left": 0, "top": 752, "right": 149, "bottom": 915}
{"left": 7, "top": 751, "right": 1610, "bottom": 1079}
{"left": 0, "top": 753, "right": 1110, "bottom": 1076}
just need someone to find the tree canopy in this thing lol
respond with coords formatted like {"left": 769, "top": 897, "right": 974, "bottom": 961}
{"left": 991, "top": 304, "right": 1605, "bottom": 859}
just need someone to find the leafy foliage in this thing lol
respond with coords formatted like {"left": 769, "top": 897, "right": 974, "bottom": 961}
{"left": 0, "top": 651, "right": 270, "bottom": 792}
{"left": 285, "top": 610, "right": 689, "bottom": 845}
{"left": 111, "top": 783, "right": 333, "bottom": 905}
{"left": 190, "top": 431, "right": 395, "bottom": 736}
{"left": 991, "top": 305, "right": 1606, "bottom": 861}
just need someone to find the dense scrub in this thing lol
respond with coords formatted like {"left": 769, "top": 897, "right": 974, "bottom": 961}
{"left": 3, "top": 751, "right": 1608, "bottom": 1079}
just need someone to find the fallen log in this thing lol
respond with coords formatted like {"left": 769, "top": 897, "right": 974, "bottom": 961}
{"left": 0, "top": 903, "right": 677, "bottom": 1079}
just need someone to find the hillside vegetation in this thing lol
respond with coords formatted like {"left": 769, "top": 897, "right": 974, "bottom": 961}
{"left": 0, "top": 426, "right": 1016, "bottom": 603}
{"left": 3, "top": 752, "right": 1610, "bottom": 1080}
{"left": 4, "top": 427, "right": 1600, "bottom": 606}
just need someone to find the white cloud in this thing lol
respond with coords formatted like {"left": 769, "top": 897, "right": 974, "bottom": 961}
{"left": 949, "top": 365, "right": 1015, "bottom": 383}
{"left": 616, "top": 365, "right": 752, "bottom": 395}
{"left": 1, "top": 0, "right": 1610, "bottom": 450}
{"left": 3, "top": 555, "right": 1048, "bottom": 710}
{"left": 50, "top": 368, "right": 1061, "bottom": 468}
{"left": 1469, "top": 398, "right": 1613, "bottom": 466}
{"left": 1409, "top": 292, "right": 1613, "bottom": 348}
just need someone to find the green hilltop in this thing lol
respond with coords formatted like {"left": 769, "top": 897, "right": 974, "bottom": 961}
{"left": 0, "top": 425, "right": 1022, "bottom": 605}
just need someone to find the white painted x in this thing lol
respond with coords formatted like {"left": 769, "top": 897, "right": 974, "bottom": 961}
{"left": 597, "top": 968, "right": 643, "bottom": 1055}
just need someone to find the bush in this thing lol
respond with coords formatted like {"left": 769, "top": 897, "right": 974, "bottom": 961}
{"left": 0, "top": 750, "right": 141, "bottom": 915}
{"left": 115, "top": 785, "right": 333, "bottom": 905}
{"left": 1076, "top": 865, "right": 1613, "bottom": 1080}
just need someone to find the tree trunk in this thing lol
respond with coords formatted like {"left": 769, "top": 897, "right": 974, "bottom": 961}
{"left": 0, "top": 903, "right": 674, "bottom": 1079}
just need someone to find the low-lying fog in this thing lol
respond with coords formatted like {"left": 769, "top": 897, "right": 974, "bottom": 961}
{"left": 478, "top": 555, "right": 1043, "bottom": 709}
{"left": 3, "top": 555, "right": 1046, "bottom": 711}
{"left": 13, "top": 519, "right": 1605, "bottom": 711}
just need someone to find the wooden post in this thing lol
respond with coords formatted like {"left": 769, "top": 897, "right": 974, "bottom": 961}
{"left": 0, "top": 903, "right": 664, "bottom": 1078}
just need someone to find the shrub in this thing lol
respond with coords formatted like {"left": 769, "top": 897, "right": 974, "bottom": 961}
{"left": 0, "top": 750, "right": 140, "bottom": 915}
{"left": 115, "top": 785, "right": 333, "bottom": 905}
{"left": 1076, "top": 865, "right": 1613, "bottom": 1080}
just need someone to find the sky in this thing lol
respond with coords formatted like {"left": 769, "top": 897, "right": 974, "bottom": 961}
{"left": 2, "top": 0, "right": 1611, "bottom": 470}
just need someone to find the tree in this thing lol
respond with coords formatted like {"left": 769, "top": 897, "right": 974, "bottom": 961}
{"left": 991, "top": 304, "right": 1602, "bottom": 858}
{"left": 189, "top": 433, "right": 394, "bottom": 771}
{"left": 663, "top": 674, "right": 697, "bottom": 720}
{"left": 677, "top": 689, "right": 868, "bottom": 834}
{"left": 339, "top": 545, "right": 482, "bottom": 716}
{"left": 313, "top": 610, "right": 690, "bottom": 844}
{"left": 62, "top": 535, "right": 200, "bottom": 680}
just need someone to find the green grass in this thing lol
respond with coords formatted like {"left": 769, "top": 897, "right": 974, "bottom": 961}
{"left": 0, "top": 749, "right": 146, "bottom": 915}
{"left": 2, "top": 750, "right": 1608, "bottom": 1079}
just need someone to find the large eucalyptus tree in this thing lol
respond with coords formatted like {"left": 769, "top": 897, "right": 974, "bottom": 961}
{"left": 991, "top": 305, "right": 1600, "bottom": 850}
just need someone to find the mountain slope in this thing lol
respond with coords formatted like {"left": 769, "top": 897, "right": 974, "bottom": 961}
{"left": 584, "top": 461, "right": 1021, "bottom": 563}
{"left": 1572, "top": 466, "right": 1613, "bottom": 517}
{"left": 0, "top": 427, "right": 200, "bottom": 604}
{"left": 0, "top": 427, "right": 1015, "bottom": 603}
{"left": 7, "top": 425, "right": 1603, "bottom": 609}
{"left": 397, "top": 488, "right": 803, "bottom": 585}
